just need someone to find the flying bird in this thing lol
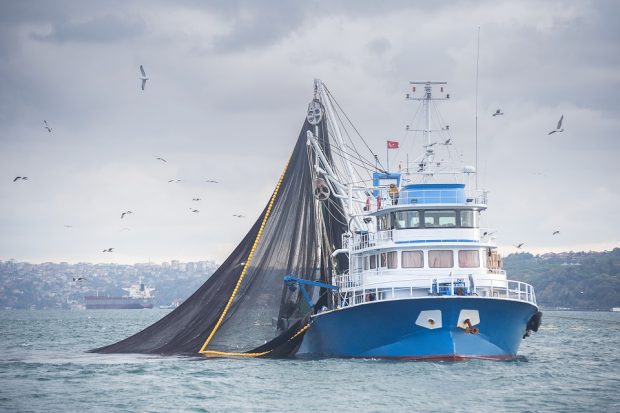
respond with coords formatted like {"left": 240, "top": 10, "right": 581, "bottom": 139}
{"left": 73, "top": 277, "right": 85, "bottom": 282}
{"left": 168, "top": 179, "right": 181, "bottom": 183}
{"left": 192, "top": 198, "right": 201, "bottom": 201}
{"left": 515, "top": 243, "right": 524, "bottom": 249}
{"left": 102, "top": 248, "right": 114, "bottom": 253}
{"left": 155, "top": 156, "right": 167, "bottom": 163}
{"left": 492, "top": 109, "right": 504, "bottom": 117}
{"left": 43, "top": 120, "right": 52, "bottom": 132}
{"left": 189, "top": 208, "right": 199, "bottom": 213}
{"left": 121, "top": 210, "right": 133, "bottom": 219}
{"left": 13, "top": 176, "right": 28, "bottom": 182}
{"left": 139, "top": 65, "right": 149, "bottom": 91}
{"left": 548, "top": 115, "right": 564, "bottom": 135}
{"left": 232, "top": 214, "right": 245, "bottom": 218}
{"left": 205, "top": 179, "right": 219, "bottom": 184}
{"left": 552, "top": 230, "right": 560, "bottom": 235}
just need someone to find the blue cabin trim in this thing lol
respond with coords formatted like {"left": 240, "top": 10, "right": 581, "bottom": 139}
{"left": 373, "top": 172, "right": 401, "bottom": 197}
{"left": 401, "top": 183, "right": 466, "bottom": 205}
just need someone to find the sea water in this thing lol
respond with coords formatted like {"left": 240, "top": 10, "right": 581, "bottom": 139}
{"left": 0, "top": 310, "right": 618, "bottom": 412}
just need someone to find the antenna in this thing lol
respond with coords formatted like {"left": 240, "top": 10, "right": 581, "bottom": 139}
{"left": 475, "top": 26, "right": 480, "bottom": 189}
{"left": 407, "top": 81, "right": 448, "bottom": 179}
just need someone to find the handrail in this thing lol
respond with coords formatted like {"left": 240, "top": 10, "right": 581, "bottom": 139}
{"left": 332, "top": 275, "right": 536, "bottom": 308}
{"left": 367, "top": 188, "right": 488, "bottom": 212}
{"left": 343, "top": 230, "right": 393, "bottom": 250}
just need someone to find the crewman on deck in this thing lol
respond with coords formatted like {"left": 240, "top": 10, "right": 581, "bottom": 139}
{"left": 388, "top": 183, "right": 399, "bottom": 205}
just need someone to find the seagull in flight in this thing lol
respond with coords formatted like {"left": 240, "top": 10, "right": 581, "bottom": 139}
{"left": 548, "top": 115, "right": 564, "bottom": 135}
{"left": 103, "top": 247, "right": 114, "bottom": 253}
{"left": 13, "top": 176, "right": 28, "bottom": 182}
{"left": 232, "top": 214, "right": 245, "bottom": 218}
{"left": 192, "top": 198, "right": 201, "bottom": 201}
{"left": 515, "top": 243, "right": 524, "bottom": 249}
{"left": 168, "top": 179, "right": 181, "bottom": 183}
{"left": 139, "top": 65, "right": 149, "bottom": 91}
{"left": 552, "top": 230, "right": 560, "bottom": 236}
{"left": 121, "top": 210, "right": 133, "bottom": 219}
{"left": 205, "top": 179, "right": 219, "bottom": 184}
{"left": 189, "top": 208, "right": 199, "bottom": 213}
{"left": 492, "top": 109, "right": 504, "bottom": 117}
{"left": 154, "top": 156, "right": 167, "bottom": 163}
{"left": 73, "top": 277, "right": 86, "bottom": 282}
{"left": 43, "top": 120, "right": 52, "bottom": 132}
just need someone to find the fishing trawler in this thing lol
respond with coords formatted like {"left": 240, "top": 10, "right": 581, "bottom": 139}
{"left": 93, "top": 79, "right": 541, "bottom": 360}
{"left": 294, "top": 80, "right": 542, "bottom": 360}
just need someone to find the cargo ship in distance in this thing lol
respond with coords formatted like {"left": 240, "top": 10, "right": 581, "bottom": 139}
{"left": 85, "top": 278, "right": 154, "bottom": 309}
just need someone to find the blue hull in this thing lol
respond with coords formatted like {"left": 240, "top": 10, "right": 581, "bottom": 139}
{"left": 298, "top": 297, "right": 538, "bottom": 360}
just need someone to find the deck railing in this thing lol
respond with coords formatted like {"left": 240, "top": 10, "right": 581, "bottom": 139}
{"left": 369, "top": 188, "right": 488, "bottom": 211}
{"left": 342, "top": 230, "right": 393, "bottom": 250}
{"left": 333, "top": 276, "right": 536, "bottom": 308}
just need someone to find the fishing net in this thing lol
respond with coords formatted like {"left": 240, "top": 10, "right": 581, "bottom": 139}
{"left": 92, "top": 114, "right": 348, "bottom": 356}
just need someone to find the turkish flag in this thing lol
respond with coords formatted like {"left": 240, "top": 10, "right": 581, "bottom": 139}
{"left": 387, "top": 140, "right": 399, "bottom": 149}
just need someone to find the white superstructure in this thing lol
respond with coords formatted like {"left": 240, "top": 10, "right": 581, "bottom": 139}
{"left": 307, "top": 80, "right": 535, "bottom": 310}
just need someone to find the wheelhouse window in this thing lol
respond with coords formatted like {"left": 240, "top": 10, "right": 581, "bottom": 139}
{"left": 387, "top": 251, "right": 398, "bottom": 269}
{"left": 377, "top": 214, "right": 390, "bottom": 231}
{"left": 369, "top": 255, "right": 376, "bottom": 269}
{"left": 386, "top": 209, "right": 477, "bottom": 229}
{"left": 429, "top": 250, "right": 454, "bottom": 268}
{"left": 402, "top": 251, "right": 424, "bottom": 268}
{"left": 459, "top": 210, "right": 478, "bottom": 228}
{"left": 391, "top": 210, "right": 420, "bottom": 229}
{"left": 424, "top": 210, "right": 457, "bottom": 228}
{"left": 458, "top": 250, "right": 480, "bottom": 268}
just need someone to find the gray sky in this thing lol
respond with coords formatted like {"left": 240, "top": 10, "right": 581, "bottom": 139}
{"left": 1, "top": 0, "right": 618, "bottom": 264}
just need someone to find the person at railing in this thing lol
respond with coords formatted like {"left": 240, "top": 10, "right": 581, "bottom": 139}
{"left": 388, "top": 184, "right": 399, "bottom": 205}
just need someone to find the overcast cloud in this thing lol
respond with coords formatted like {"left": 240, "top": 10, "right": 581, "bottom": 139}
{"left": 0, "top": 0, "right": 618, "bottom": 264}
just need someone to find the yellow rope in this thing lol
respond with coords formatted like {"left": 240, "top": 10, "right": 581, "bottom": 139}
{"left": 202, "top": 350, "right": 272, "bottom": 357}
{"left": 198, "top": 158, "right": 290, "bottom": 354}
{"left": 290, "top": 322, "right": 312, "bottom": 340}
{"left": 201, "top": 321, "right": 313, "bottom": 358}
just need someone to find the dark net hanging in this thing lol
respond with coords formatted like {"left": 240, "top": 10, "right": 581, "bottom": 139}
{"left": 91, "top": 114, "right": 348, "bottom": 357}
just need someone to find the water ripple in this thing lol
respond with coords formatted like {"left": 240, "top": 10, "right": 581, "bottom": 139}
{"left": 0, "top": 310, "right": 619, "bottom": 412}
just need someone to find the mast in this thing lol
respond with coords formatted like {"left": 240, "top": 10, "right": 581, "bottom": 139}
{"left": 407, "top": 81, "right": 448, "bottom": 180}
{"left": 475, "top": 27, "right": 480, "bottom": 189}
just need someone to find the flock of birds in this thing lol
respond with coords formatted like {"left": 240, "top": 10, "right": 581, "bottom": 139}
{"left": 514, "top": 231, "right": 561, "bottom": 250}
{"left": 493, "top": 109, "right": 564, "bottom": 136}
{"left": 11, "top": 69, "right": 569, "bottom": 257}
{"left": 491, "top": 109, "right": 566, "bottom": 249}
{"left": 11, "top": 66, "right": 248, "bottom": 257}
